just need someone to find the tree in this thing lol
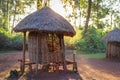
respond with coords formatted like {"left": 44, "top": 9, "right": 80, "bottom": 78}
{"left": 90, "top": 0, "right": 109, "bottom": 29}
{"left": 37, "top": 0, "right": 50, "bottom": 9}
{"left": 100, "top": 0, "right": 120, "bottom": 29}
{"left": 61, "top": 0, "right": 80, "bottom": 28}
{"left": 0, "top": 0, "right": 35, "bottom": 31}
{"left": 84, "top": 0, "right": 92, "bottom": 34}
{"left": 37, "top": 0, "right": 42, "bottom": 9}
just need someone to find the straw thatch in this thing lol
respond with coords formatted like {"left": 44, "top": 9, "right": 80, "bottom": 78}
{"left": 103, "top": 28, "right": 120, "bottom": 59}
{"left": 13, "top": 7, "right": 77, "bottom": 73}
{"left": 13, "top": 7, "right": 75, "bottom": 37}
{"left": 103, "top": 28, "right": 120, "bottom": 42}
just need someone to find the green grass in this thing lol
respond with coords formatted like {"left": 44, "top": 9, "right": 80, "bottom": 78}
{"left": 77, "top": 51, "right": 106, "bottom": 59}
{"left": 0, "top": 50, "right": 10, "bottom": 54}
{"left": 0, "top": 50, "right": 17, "bottom": 54}
{"left": 82, "top": 53, "right": 106, "bottom": 59}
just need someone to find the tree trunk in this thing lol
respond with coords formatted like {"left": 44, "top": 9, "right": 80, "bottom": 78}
{"left": 96, "top": 0, "right": 99, "bottom": 27}
{"left": 84, "top": 0, "right": 92, "bottom": 34}
{"left": 37, "top": 0, "right": 50, "bottom": 9}
{"left": 12, "top": 5, "right": 17, "bottom": 28}
{"left": 37, "top": 0, "right": 43, "bottom": 9}
{"left": 79, "top": 6, "right": 81, "bottom": 28}
{"left": 7, "top": 0, "right": 9, "bottom": 31}
{"left": 111, "top": 13, "right": 113, "bottom": 27}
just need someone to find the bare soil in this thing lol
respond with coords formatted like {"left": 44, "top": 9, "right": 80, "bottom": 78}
{"left": 0, "top": 51, "right": 120, "bottom": 80}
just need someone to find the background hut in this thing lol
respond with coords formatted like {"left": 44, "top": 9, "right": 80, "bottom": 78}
{"left": 103, "top": 28, "right": 120, "bottom": 59}
{"left": 13, "top": 7, "right": 76, "bottom": 73}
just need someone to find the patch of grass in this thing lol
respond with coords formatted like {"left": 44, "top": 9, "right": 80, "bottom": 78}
{"left": 83, "top": 53, "right": 106, "bottom": 59}
{"left": 77, "top": 51, "right": 106, "bottom": 59}
{"left": 0, "top": 50, "right": 18, "bottom": 54}
{"left": 0, "top": 50, "right": 10, "bottom": 54}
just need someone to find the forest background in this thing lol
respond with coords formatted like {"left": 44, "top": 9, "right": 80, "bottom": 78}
{"left": 0, "top": 0, "right": 120, "bottom": 53}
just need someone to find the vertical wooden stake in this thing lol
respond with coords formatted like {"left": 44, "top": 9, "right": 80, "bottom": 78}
{"left": 60, "top": 35, "right": 67, "bottom": 71}
{"left": 22, "top": 32, "right": 26, "bottom": 73}
{"left": 36, "top": 33, "right": 39, "bottom": 74}
{"left": 73, "top": 50, "right": 76, "bottom": 62}
{"left": 73, "top": 50, "right": 78, "bottom": 72}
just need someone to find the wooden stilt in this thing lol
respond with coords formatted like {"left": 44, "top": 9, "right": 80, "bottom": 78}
{"left": 21, "top": 32, "right": 26, "bottom": 74}
{"left": 60, "top": 35, "right": 67, "bottom": 71}
{"left": 35, "top": 33, "right": 39, "bottom": 74}
{"left": 73, "top": 50, "right": 78, "bottom": 72}
{"left": 73, "top": 51, "right": 76, "bottom": 62}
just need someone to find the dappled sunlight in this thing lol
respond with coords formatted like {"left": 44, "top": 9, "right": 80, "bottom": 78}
{"left": 0, "top": 63, "right": 19, "bottom": 79}
{"left": 0, "top": 52, "right": 22, "bottom": 79}
{"left": 0, "top": 0, "right": 120, "bottom": 80}
{"left": 77, "top": 54, "right": 120, "bottom": 80}
{"left": 21, "top": 70, "right": 82, "bottom": 80}
{"left": 78, "top": 64, "right": 119, "bottom": 80}
{"left": 0, "top": 51, "right": 120, "bottom": 80}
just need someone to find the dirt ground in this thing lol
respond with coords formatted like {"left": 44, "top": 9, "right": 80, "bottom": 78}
{"left": 0, "top": 51, "right": 120, "bottom": 80}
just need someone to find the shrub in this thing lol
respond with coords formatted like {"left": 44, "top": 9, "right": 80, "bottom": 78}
{"left": 0, "top": 32, "right": 10, "bottom": 49}
{"left": 0, "top": 30, "right": 23, "bottom": 50}
{"left": 64, "top": 29, "right": 82, "bottom": 50}
{"left": 75, "top": 27, "right": 106, "bottom": 53}
{"left": 10, "top": 34, "right": 23, "bottom": 50}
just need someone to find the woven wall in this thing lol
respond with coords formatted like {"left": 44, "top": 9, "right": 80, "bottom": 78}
{"left": 107, "top": 42, "right": 120, "bottom": 58}
{"left": 28, "top": 32, "right": 62, "bottom": 64}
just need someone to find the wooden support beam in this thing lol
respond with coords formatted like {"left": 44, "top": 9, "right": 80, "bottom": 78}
{"left": 59, "top": 35, "right": 67, "bottom": 71}
{"left": 21, "top": 32, "right": 26, "bottom": 73}
{"left": 35, "top": 33, "right": 39, "bottom": 74}
{"left": 73, "top": 50, "right": 76, "bottom": 62}
{"left": 73, "top": 50, "right": 78, "bottom": 72}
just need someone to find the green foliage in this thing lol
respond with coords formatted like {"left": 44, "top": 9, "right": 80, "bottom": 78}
{"left": 64, "top": 29, "right": 82, "bottom": 49}
{"left": 0, "top": 0, "right": 35, "bottom": 31}
{"left": 75, "top": 27, "right": 106, "bottom": 53}
{"left": 0, "top": 32, "right": 9, "bottom": 49}
{"left": 10, "top": 34, "right": 23, "bottom": 50}
{"left": 0, "top": 30, "right": 23, "bottom": 50}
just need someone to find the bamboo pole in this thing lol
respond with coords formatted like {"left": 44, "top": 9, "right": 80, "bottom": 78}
{"left": 35, "top": 33, "right": 39, "bottom": 74}
{"left": 22, "top": 32, "right": 26, "bottom": 73}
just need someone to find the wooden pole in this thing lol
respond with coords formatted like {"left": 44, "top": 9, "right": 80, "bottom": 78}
{"left": 73, "top": 50, "right": 76, "bottom": 62}
{"left": 35, "top": 33, "right": 39, "bottom": 74}
{"left": 52, "top": 33, "right": 54, "bottom": 52}
{"left": 73, "top": 50, "right": 78, "bottom": 72}
{"left": 60, "top": 35, "right": 67, "bottom": 71}
{"left": 22, "top": 32, "right": 26, "bottom": 73}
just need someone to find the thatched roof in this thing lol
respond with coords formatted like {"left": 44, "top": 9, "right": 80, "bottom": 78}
{"left": 13, "top": 7, "right": 76, "bottom": 37}
{"left": 103, "top": 28, "right": 120, "bottom": 42}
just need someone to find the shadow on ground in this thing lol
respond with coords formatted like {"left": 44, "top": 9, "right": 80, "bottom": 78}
{"left": 23, "top": 70, "right": 83, "bottom": 80}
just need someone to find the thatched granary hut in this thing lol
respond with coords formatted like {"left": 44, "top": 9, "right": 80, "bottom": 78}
{"left": 103, "top": 28, "right": 120, "bottom": 59}
{"left": 13, "top": 7, "right": 76, "bottom": 73}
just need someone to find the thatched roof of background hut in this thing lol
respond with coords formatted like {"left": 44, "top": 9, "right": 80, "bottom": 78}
{"left": 103, "top": 28, "right": 120, "bottom": 42}
{"left": 13, "top": 7, "right": 75, "bottom": 37}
